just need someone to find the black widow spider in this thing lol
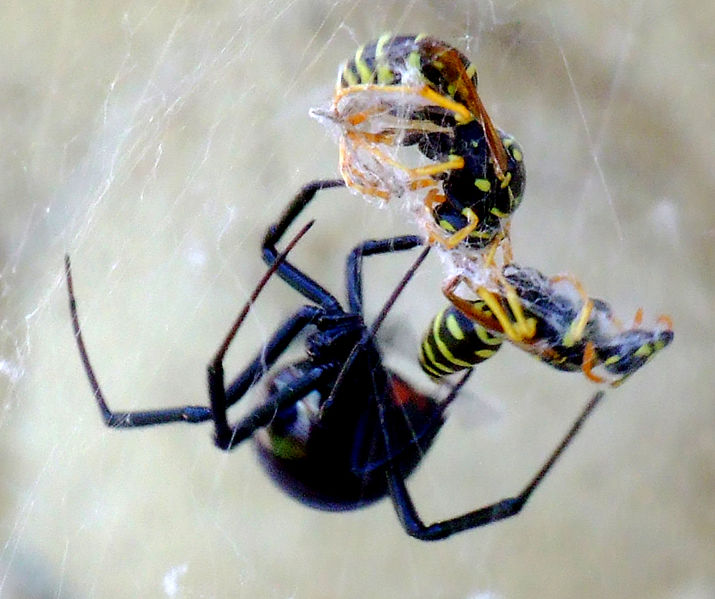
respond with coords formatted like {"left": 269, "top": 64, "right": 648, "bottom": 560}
{"left": 66, "top": 179, "right": 603, "bottom": 541}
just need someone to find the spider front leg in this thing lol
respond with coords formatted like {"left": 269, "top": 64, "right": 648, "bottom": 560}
{"left": 382, "top": 391, "right": 605, "bottom": 541}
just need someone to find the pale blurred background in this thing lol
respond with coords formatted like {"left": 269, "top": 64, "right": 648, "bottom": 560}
{"left": 1, "top": 1, "right": 713, "bottom": 598}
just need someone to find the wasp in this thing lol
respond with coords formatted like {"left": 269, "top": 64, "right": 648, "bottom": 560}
{"left": 421, "top": 263, "right": 674, "bottom": 385}
{"left": 314, "top": 33, "right": 524, "bottom": 253}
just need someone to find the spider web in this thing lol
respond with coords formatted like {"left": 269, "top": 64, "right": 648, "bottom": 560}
{"left": 1, "top": 1, "right": 713, "bottom": 598}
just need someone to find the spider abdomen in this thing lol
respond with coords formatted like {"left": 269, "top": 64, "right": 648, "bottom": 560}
{"left": 255, "top": 363, "right": 445, "bottom": 511}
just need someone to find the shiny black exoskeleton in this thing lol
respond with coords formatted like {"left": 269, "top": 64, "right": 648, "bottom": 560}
{"left": 67, "top": 179, "right": 604, "bottom": 540}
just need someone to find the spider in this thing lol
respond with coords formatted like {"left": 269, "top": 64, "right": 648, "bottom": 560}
{"left": 421, "top": 262, "right": 674, "bottom": 386}
{"left": 66, "top": 181, "right": 604, "bottom": 541}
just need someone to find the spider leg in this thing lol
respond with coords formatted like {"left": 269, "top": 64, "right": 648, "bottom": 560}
{"left": 346, "top": 235, "right": 424, "bottom": 315}
{"left": 323, "top": 237, "right": 431, "bottom": 413}
{"left": 65, "top": 255, "right": 213, "bottom": 428}
{"left": 381, "top": 391, "right": 605, "bottom": 540}
{"left": 67, "top": 220, "right": 314, "bottom": 430}
{"left": 263, "top": 179, "right": 345, "bottom": 311}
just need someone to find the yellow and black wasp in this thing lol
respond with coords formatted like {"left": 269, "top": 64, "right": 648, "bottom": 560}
{"left": 421, "top": 263, "right": 674, "bottom": 386}
{"left": 315, "top": 33, "right": 525, "bottom": 252}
